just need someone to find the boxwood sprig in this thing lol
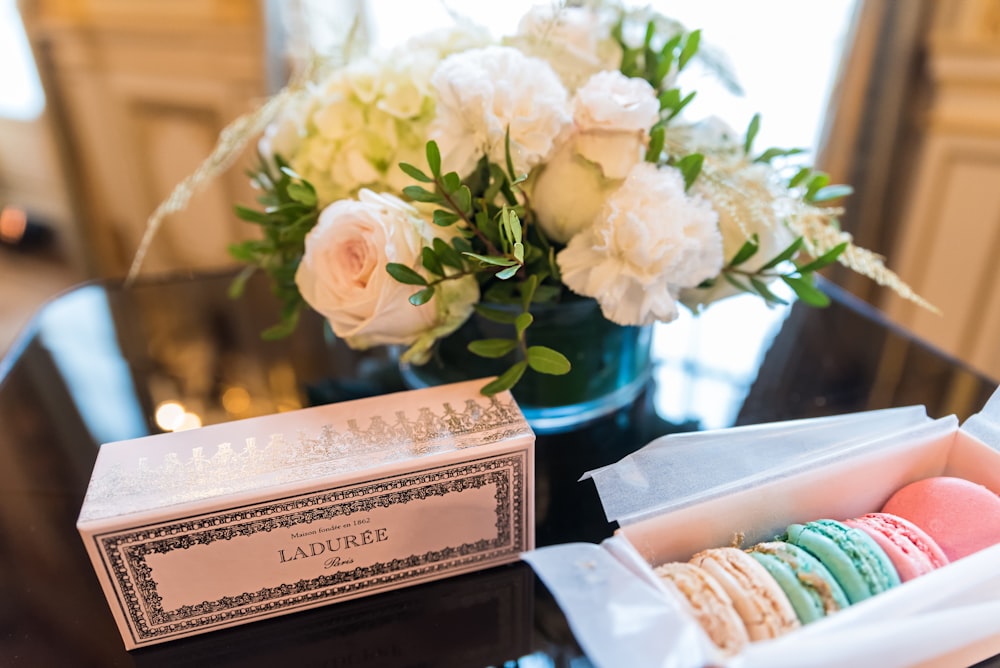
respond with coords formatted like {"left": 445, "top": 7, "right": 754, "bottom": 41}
{"left": 393, "top": 140, "right": 571, "bottom": 395}
{"left": 229, "top": 153, "right": 320, "bottom": 339}
{"left": 706, "top": 235, "right": 849, "bottom": 308}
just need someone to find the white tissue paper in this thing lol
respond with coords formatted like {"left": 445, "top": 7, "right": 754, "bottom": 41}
{"left": 524, "top": 387, "right": 1000, "bottom": 668}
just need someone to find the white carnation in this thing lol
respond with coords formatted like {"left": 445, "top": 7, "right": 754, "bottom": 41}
{"left": 558, "top": 163, "right": 723, "bottom": 325}
{"left": 429, "top": 46, "right": 570, "bottom": 178}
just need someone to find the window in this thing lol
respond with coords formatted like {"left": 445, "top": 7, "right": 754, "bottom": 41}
{"left": 0, "top": 0, "right": 45, "bottom": 120}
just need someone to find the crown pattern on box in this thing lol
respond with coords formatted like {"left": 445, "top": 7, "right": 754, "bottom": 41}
{"left": 81, "top": 395, "right": 528, "bottom": 522}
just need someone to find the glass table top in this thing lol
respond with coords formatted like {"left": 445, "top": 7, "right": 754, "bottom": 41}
{"left": 1, "top": 270, "right": 996, "bottom": 667}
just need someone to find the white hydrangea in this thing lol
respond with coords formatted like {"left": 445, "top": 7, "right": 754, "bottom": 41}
{"left": 259, "top": 45, "right": 447, "bottom": 205}
{"left": 558, "top": 162, "right": 724, "bottom": 325}
{"left": 429, "top": 46, "right": 571, "bottom": 178}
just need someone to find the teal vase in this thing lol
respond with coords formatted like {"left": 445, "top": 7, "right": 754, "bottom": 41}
{"left": 400, "top": 298, "right": 653, "bottom": 433}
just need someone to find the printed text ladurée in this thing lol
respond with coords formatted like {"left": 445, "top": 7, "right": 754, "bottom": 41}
{"left": 278, "top": 524, "right": 389, "bottom": 569}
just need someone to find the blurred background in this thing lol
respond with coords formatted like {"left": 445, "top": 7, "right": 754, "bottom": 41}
{"left": 1, "top": 0, "right": 998, "bottom": 382}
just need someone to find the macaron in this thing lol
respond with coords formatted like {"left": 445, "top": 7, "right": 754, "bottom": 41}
{"left": 748, "top": 541, "right": 849, "bottom": 624}
{"left": 689, "top": 547, "right": 800, "bottom": 640}
{"left": 783, "top": 519, "right": 900, "bottom": 603}
{"left": 844, "top": 512, "right": 948, "bottom": 582}
{"left": 654, "top": 561, "right": 750, "bottom": 655}
{"left": 881, "top": 476, "right": 1000, "bottom": 561}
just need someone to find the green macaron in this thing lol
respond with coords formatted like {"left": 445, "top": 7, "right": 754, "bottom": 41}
{"left": 783, "top": 519, "right": 901, "bottom": 604}
{"left": 748, "top": 541, "right": 849, "bottom": 624}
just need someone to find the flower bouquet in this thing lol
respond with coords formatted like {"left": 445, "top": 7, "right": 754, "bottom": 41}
{"left": 221, "top": 1, "right": 928, "bottom": 407}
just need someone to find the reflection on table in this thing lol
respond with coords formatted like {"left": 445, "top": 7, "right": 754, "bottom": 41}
{"left": 0, "top": 270, "right": 996, "bottom": 666}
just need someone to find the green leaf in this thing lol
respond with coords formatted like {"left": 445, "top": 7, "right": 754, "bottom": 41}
{"left": 643, "top": 19, "right": 656, "bottom": 48}
{"left": 759, "top": 237, "right": 805, "bottom": 270}
{"left": 754, "top": 147, "right": 806, "bottom": 164}
{"left": 526, "top": 346, "right": 571, "bottom": 375}
{"left": 474, "top": 304, "right": 519, "bottom": 324}
{"left": 467, "top": 338, "right": 518, "bottom": 358}
{"left": 749, "top": 277, "right": 788, "bottom": 306}
{"left": 646, "top": 124, "right": 665, "bottom": 163}
{"left": 408, "top": 286, "right": 435, "bottom": 306}
{"left": 805, "top": 172, "right": 831, "bottom": 201}
{"left": 433, "top": 237, "right": 464, "bottom": 270}
{"left": 399, "top": 162, "right": 433, "bottom": 183}
{"left": 789, "top": 167, "right": 811, "bottom": 188}
{"left": 782, "top": 274, "right": 830, "bottom": 307}
{"left": 504, "top": 127, "right": 517, "bottom": 180}
{"left": 723, "top": 272, "right": 752, "bottom": 294}
{"left": 386, "top": 262, "right": 428, "bottom": 286}
{"left": 678, "top": 29, "right": 701, "bottom": 70}
{"left": 286, "top": 182, "right": 317, "bottom": 207}
{"left": 261, "top": 308, "right": 300, "bottom": 340}
{"left": 228, "top": 241, "right": 260, "bottom": 263}
{"left": 796, "top": 242, "right": 849, "bottom": 273}
{"left": 496, "top": 265, "right": 519, "bottom": 280}
{"left": 278, "top": 165, "right": 303, "bottom": 181}
{"left": 227, "top": 266, "right": 256, "bottom": 299}
{"left": 728, "top": 235, "right": 760, "bottom": 267}
{"left": 515, "top": 312, "right": 533, "bottom": 338}
{"left": 426, "top": 140, "right": 442, "bottom": 177}
{"left": 520, "top": 274, "right": 539, "bottom": 310}
{"left": 505, "top": 208, "right": 522, "bottom": 244}
{"left": 744, "top": 113, "right": 761, "bottom": 155}
{"left": 485, "top": 163, "right": 508, "bottom": 203}
{"left": 402, "top": 185, "right": 443, "bottom": 204}
{"left": 480, "top": 361, "right": 527, "bottom": 396}
{"left": 677, "top": 153, "right": 704, "bottom": 190}
{"left": 234, "top": 204, "right": 270, "bottom": 224}
{"left": 659, "top": 89, "right": 680, "bottom": 112}
{"left": 442, "top": 172, "right": 462, "bottom": 194}
{"left": 432, "top": 209, "right": 461, "bottom": 227}
{"left": 453, "top": 185, "right": 472, "bottom": 214}
{"left": 421, "top": 247, "right": 444, "bottom": 276}
{"left": 665, "top": 91, "right": 696, "bottom": 121}
{"left": 464, "top": 252, "right": 518, "bottom": 267}
{"left": 810, "top": 184, "right": 854, "bottom": 203}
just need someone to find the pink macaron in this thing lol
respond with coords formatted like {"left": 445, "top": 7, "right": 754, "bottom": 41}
{"left": 843, "top": 512, "right": 948, "bottom": 582}
{"left": 881, "top": 476, "right": 1000, "bottom": 561}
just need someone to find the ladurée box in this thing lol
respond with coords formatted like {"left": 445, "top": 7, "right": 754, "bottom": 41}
{"left": 77, "top": 380, "right": 534, "bottom": 649}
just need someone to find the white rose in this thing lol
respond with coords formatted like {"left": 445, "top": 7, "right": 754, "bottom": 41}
{"left": 429, "top": 46, "right": 570, "bottom": 178}
{"left": 529, "top": 140, "right": 619, "bottom": 244}
{"left": 572, "top": 70, "right": 659, "bottom": 179}
{"left": 531, "top": 71, "right": 660, "bottom": 243}
{"left": 558, "top": 163, "right": 723, "bottom": 325}
{"left": 508, "top": 4, "right": 622, "bottom": 91}
{"left": 295, "top": 190, "right": 478, "bottom": 360}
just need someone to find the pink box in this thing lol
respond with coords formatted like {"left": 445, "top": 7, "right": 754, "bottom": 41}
{"left": 527, "top": 398, "right": 1000, "bottom": 667}
{"left": 77, "top": 380, "right": 534, "bottom": 649}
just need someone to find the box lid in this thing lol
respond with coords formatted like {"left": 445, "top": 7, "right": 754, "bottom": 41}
{"left": 963, "top": 384, "right": 1000, "bottom": 446}
{"left": 78, "top": 380, "right": 531, "bottom": 524}
{"left": 583, "top": 405, "right": 954, "bottom": 526}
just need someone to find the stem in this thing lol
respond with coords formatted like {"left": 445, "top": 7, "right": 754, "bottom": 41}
{"left": 436, "top": 177, "right": 501, "bottom": 256}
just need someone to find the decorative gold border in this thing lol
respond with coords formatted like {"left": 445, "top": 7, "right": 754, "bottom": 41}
{"left": 94, "top": 453, "right": 527, "bottom": 645}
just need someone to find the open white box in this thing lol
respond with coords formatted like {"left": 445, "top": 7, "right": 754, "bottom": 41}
{"left": 525, "top": 388, "right": 1000, "bottom": 668}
